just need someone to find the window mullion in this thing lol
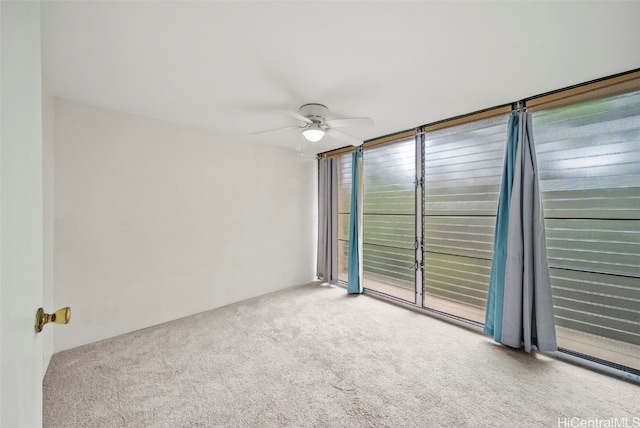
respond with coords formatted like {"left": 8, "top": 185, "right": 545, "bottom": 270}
{"left": 414, "top": 129, "right": 425, "bottom": 306}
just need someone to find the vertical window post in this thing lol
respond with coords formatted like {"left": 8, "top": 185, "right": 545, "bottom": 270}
{"left": 415, "top": 129, "right": 425, "bottom": 305}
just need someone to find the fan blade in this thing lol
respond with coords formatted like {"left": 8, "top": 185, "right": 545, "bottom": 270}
{"left": 250, "top": 125, "right": 303, "bottom": 135}
{"left": 325, "top": 117, "right": 374, "bottom": 128}
{"left": 278, "top": 109, "right": 313, "bottom": 124}
{"left": 326, "top": 129, "right": 362, "bottom": 147}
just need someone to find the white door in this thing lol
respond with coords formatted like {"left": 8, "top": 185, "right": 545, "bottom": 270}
{"left": 1, "top": 1, "right": 45, "bottom": 426}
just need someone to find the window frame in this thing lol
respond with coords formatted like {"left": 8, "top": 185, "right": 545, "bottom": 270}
{"left": 317, "top": 68, "right": 640, "bottom": 381}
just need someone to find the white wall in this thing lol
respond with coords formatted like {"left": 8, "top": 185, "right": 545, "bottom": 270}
{"left": 1, "top": 1, "right": 44, "bottom": 426}
{"left": 42, "top": 78, "right": 55, "bottom": 372}
{"left": 54, "top": 99, "right": 316, "bottom": 352}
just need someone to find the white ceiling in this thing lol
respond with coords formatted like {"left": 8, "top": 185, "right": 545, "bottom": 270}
{"left": 41, "top": 1, "right": 640, "bottom": 156}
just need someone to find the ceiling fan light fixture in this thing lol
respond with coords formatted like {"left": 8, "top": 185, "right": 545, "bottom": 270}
{"left": 302, "top": 123, "right": 325, "bottom": 142}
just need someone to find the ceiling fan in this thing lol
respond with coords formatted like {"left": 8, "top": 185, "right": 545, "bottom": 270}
{"left": 251, "top": 103, "right": 374, "bottom": 146}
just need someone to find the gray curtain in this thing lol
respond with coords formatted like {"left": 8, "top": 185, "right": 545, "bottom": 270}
{"left": 316, "top": 157, "right": 337, "bottom": 282}
{"left": 502, "top": 112, "right": 557, "bottom": 352}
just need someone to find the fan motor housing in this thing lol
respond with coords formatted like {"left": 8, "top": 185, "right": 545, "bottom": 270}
{"left": 300, "top": 103, "right": 328, "bottom": 123}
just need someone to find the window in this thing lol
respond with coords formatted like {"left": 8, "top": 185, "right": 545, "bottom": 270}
{"left": 530, "top": 84, "right": 640, "bottom": 371}
{"left": 423, "top": 113, "right": 509, "bottom": 322}
{"left": 319, "top": 69, "right": 640, "bottom": 376}
{"left": 337, "top": 152, "right": 352, "bottom": 283}
{"left": 362, "top": 138, "right": 416, "bottom": 301}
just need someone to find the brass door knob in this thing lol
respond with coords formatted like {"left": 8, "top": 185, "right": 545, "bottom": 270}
{"left": 35, "top": 307, "right": 71, "bottom": 333}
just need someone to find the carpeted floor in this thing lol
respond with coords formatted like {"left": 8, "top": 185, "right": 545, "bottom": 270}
{"left": 44, "top": 282, "right": 639, "bottom": 427}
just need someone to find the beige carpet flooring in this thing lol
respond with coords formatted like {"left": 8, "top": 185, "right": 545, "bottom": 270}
{"left": 44, "top": 282, "right": 639, "bottom": 427}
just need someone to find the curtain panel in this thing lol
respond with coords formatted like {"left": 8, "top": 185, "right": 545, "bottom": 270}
{"left": 316, "top": 157, "right": 337, "bottom": 282}
{"left": 484, "top": 112, "right": 557, "bottom": 352}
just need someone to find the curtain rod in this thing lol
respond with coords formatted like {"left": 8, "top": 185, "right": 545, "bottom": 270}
{"left": 525, "top": 67, "right": 640, "bottom": 105}
{"left": 317, "top": 145, "right": 355, "bottom": 158}
{"left": 526, "top": 69, "right": 640, "bottom": 111}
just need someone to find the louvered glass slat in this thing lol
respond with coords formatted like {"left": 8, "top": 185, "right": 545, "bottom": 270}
{"left": 542, "top": 189, "right": 639, "bottom": 219}
{"left": 546, "top": 219, "right": 639, "bottom": 278}
{"left": 337, "top": 154, "right": 352, "bottom": 215}
{"left": 337, "top": 213, "right": 350, "bottom": 242}
{"left": 336, "top": 153, "right": 352, "bottom": 283}
{"left": 363, "top": 245, "right": 415, "bottom": 289}
{"left": 363, "top": 139, "right": 415, "bottom": 300}
{"left": 337, "top": 240, "right": 349, "bottom": 283}
{"left": 424, "top": 216, "right": 496, "bottom": 260}
{"left": 551, "top": 269, "right": 639, "bottom": 345}
{"left": 363, "top": 140, "right": 415, "bottom": 215}
{"left": 363, "top": 214, "right": 414, "bottom": 249}
{"left": 533, "top": 89, "right": 640, "bottom": 368}
{"left": 423, "top": 114, "right": 509, "bottom": 320}
{"left": 423, "top": 252, "right": 492, "bottom": 308}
